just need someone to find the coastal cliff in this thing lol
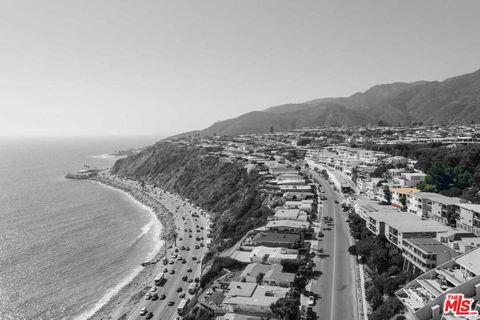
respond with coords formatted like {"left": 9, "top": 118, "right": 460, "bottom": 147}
{"left": 111, "top": 142, "right": 274, "bottom": 252}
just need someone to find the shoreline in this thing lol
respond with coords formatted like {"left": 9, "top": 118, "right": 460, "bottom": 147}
{"left": 72, "top": 171, "right": 178, "bottom": 320}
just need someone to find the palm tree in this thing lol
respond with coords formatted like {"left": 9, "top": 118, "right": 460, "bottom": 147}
{"left": 270, "top": 298, "right": 300, "bottom": 320}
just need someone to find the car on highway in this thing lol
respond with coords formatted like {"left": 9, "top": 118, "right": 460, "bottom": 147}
{"left": 168, "top": 300, "right": 175, "bottom": 306}
{"left": 146, "top": 312, "right": 154, "bottom": 319}
{"left": 140, "top": 308, "right": 148, "bottom": 316}
{"left": 334, "top": 200, "right": 339, "bottom": 204}
{"left": 200, "top": 243, "right": 204, "bottom": 247}
{"left": 182, "top": 275, "right": 188, "bottom": 281}
{"left": 179, "top": 292, "right": 186, "bottom": 298}
{"left": 345, "top": 218, "right": 351, "bottom": 223}
{"left": 182, "top": 259, "right": 187, "bottom": 264}
{"left": 192, "top": 256, "right": 197, "bottom": 261}
{"left": 176, "top": 287, "right": 183, "bottom": 292}
{"left": 187, "top": 268, "right": 192, "bottom": 272}
{"left": 187, "top": 278, "right": 193, "bottom": 283}
{"left": 186, "top": 247, "right": 190, "bottom": 251}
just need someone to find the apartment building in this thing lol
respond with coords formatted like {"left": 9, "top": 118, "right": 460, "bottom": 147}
{"left": 402, "top": 238, "right": 458, "bottom": 273}
{"left": 391, "top": 187, "right": 420, "bottom": 208}
{"left": 406, "top": 192, "right": 461, "bottom": 221}
{"left": 354, "top": 198, "right": 400, "bottom": 220}
{"left": 396, "top": 247, "right": 480, "bottom": 320}
{"left": 395, "top": 172, "right": 427, "bottom": 188}
{"left": 457, "top": 203, "right": 480, "bottom": 237}
{"left": 363, "top": 210, "right": 449, "bottom": 249}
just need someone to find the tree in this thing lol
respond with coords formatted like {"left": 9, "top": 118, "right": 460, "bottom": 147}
{"left": 297, "top": 138, "right": 312, "bottom": 146}
{"left": 270, "top": 298, "right": 300, "bottom": 320}
{"left": 351, "top": 167, "right": 359, "bottom": 185}
{"left": 445, "top": 207, "right": 459, "bottom": 227}
{"left": 383, "top": 186, "right": 392, "bottom": 205}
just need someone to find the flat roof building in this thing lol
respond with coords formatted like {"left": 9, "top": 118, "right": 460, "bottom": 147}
{"left": 222, "top": 282, "right": 289, "bottom": 315}
{"left": 364, "top": 210, "right": 449, "bottom": 249}
{"left": 273, "top": 209, "right": 309, "bottom": 222}
{"left": 396, "top": 247, "right": 480, "bottom": 320}
{"left": 402, "top": 238, "right": 459, "bottom": 273}
{"left": 265, "top": 220, "right": 310, "bottom": 233}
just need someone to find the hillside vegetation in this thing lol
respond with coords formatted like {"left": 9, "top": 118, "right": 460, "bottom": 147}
{"left": 178, "top": 68, "right": 480, "bottom": 137}
{"left": 112, "top": 142, "right": 273, "bottom": 250}
{"left": 368, "top": 143, "right": 480, "bottom": 203}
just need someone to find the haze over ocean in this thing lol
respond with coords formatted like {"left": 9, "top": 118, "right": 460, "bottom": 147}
{"left": 0, "top": 136, "right": 159, "bottom": 320}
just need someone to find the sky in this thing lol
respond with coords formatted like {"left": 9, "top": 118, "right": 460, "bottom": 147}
{"left": 1, "top": 0, "right": 479, "bottom": 137}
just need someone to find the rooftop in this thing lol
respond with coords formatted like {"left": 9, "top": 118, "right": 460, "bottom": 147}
{"left": 455, "top": 247, "right": 480, "bottom": 275}
{"left": 412, "top": 192, "right": 461, "bottom": 205}
{"left": 366, "top": 210, "right": 449, "bottom": 233}
{"left": 223, "top": 282, "right": 289, "bottom": 307}
{"left": 404, "top": 238, "right": 458, "bottom": 255}
{"left": 391, "top": 187, "right": 421, "bottom": 194}
{"left": 252, "top": 232, "right": 300, "bottom": 244}
{"left": 459, "top": 203, "right": 480, "bottom": 213}
{"left": 265, "top": 220, "right": 309, "bottom": 229}
{"left": 240, "top": 263, "right": 282, "bottom": 280}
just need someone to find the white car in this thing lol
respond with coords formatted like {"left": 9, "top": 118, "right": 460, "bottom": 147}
{"left": 140, "top": 307, "right": 148, "bottom": 316}
{"left": 308, "top": 296, "right": 315, "bottom": 306}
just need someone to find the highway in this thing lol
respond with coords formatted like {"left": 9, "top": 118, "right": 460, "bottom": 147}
{"left": 308, "top": 173, "right": 358, "bottom": 320}
{"left": 126, "top": 191, "right": 209, "bottom": 320}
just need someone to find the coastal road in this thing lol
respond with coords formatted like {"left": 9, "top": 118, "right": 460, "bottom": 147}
{"left": 126, "top": 191, "right": 209, "bottom": 320}
{"left": 308, "top": 173, "right": 358, "bottom": 320}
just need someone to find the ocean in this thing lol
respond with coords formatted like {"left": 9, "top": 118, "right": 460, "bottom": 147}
{"left": 0, "top": 136, "right": 161, "bottom": 320}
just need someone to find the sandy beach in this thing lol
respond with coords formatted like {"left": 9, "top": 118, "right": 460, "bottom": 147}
{"left": 84, "top": 170, "right": 180, "bottom": 320}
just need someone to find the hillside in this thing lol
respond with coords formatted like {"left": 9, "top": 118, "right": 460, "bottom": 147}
{"left": 111, "top": 142, "right": 274, "bottom": 252}
{"left": 178, "top": 68, "right": 480, "bottom": 137}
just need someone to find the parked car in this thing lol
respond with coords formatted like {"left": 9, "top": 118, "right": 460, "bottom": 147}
{"left": 146, "top": 312, "right": 154, "bottom": 319}
{"left": 145, "top": 293, "right": 151, "bottom": 300}
{"left": 308, "top": 296, "right": 315, "bottom": 306}
{"left": 151, "top": 293, "right": 159, "bottom": 301}
{"left": 140, "top": 308, "right": 148, "bottom": 316}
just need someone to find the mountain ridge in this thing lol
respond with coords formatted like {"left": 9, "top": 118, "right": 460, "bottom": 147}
{"left": 177, "top": 68, "right": 480, "bottom": 137}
